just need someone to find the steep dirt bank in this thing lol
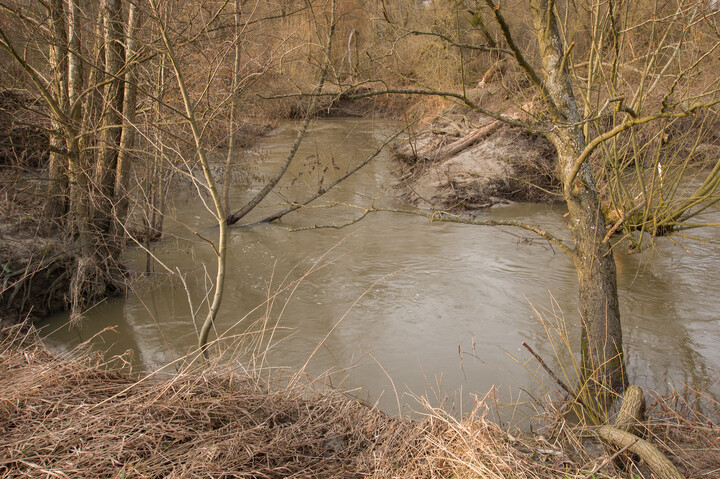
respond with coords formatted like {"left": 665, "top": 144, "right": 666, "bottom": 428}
{"left": 1, "top": 326, "right": 717, "bottom": 478}
{"left": 0, "top": 91, "right": 70, "bottom": 324}
{"left": 392, "top": 88, "right": 561, "bottom": 211}
{"left": 0, "top": 211, "right": 71, "bottom": 325}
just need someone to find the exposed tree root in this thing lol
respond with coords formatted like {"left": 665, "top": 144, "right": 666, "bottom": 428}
{"left": 596, "top": 385, "right": 685, "bottom": 479}
{"left": 597, "top": 426, "right": 685, "bottom": 479}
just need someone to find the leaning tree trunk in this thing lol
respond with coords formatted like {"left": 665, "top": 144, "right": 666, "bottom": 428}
{"left": 558, "top": 129, "right": 626, "bottom": 392}
{"left": 530, "top": 0, "right": 626, "bottom": 392}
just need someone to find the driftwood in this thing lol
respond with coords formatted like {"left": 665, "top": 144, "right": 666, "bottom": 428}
{"left": 430, "top": 120, "right": 501, "bottom": 161}
{"left": 394, "top": 119, "right": 503, "bottom": 162}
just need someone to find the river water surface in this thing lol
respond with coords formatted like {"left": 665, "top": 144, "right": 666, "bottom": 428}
{"left": 43, "top": 118, "right": 720, "bottom": 416}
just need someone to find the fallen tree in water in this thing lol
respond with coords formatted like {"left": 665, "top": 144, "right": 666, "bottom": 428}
{"left": 1, "top": 325, "right": 718, "bottom": 478}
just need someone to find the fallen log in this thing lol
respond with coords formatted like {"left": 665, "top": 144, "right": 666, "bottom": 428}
{"left": 431, "top": 120, "right": 501, "bottom": 161}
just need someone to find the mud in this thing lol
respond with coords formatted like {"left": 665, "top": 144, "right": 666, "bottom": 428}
{"left": 393, "top": 102, "right": 560, "bottom": 210}
{"left": 0, "top": 214, "right": 71, "bottom": 323}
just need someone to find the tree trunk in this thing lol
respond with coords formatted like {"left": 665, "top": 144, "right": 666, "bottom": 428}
{"left": 223, "top": 0, "right": 243, "bottom": 215}
{"left": 84, "top": 5, "right": 106, "bottom": 136}
{"left": 65, "top": 0, "right": 91, "bottom": 257}
{"left": 114, "top": 2, "right": 141, "bottom": 235}
{"left": 530, "top": 0, "right": 626, "bottom": 391}
{"left": 46, "top": 0, "right": 69, "bottom": 220}
{"left": 67, "top": 0, "right": 83, "bottom": 119}
{"left": 95, "top": 0, "right": 125, "bottom": 246}
{"left": 568, "top": 151, "right": 626, "bottom": 392}
{"left": 152, "top": 0, "right": 228, "bottom": 358}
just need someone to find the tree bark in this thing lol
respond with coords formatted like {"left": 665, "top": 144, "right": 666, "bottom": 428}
{"left": 530, "top": 0, "right": 626, "bottom": 391}
{"left": 46, "top": 0, "right": 69, "bottom": 220}
{"left": 114, "top": 2, "right": 141, "bottom": 234}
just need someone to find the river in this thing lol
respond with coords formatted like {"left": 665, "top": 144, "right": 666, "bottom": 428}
{"left": 42, "top": 118, "right": 720, "bottom": 417}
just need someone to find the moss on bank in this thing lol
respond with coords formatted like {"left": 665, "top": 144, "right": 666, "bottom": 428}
{"left": 1, "top": 325, "right": 718, "bottom": 478}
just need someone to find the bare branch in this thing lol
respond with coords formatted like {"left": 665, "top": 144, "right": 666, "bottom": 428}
{"left": 225, "top": 3, "right": 337, "bottom": 226}
{"left": 251, "top": 126, "right": 408, "bottom": 225}
{"left": 404, "top": 30, "right": 511, "bottom": 55}
{"left": 567, "top": 99, "right": 720, "bottom": 189}
{"left": 291, "top": 203, "right": 572, "bottom": 256}
{"left": 484, "top": 0, "right": 563, "bottom": 120}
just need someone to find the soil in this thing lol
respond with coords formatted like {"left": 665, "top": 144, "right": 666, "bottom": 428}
{"left": 392, "top": 86, "right": 561, "bottom": 211}
{"left": 0, "top": 91, "right": 72, "bottom": 324}
{"left": 0, "top": 171, "right": 72, "bottom": 324}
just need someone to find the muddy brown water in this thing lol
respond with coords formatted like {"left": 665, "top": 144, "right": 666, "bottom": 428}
{"left": 42, "top": 118, "right": 720, "bottom": 416}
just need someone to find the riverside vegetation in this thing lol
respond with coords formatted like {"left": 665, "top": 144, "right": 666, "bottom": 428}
{"left": 2, "top": 323, "right": 719, "bottom": 478}
{"left": 2, "top": 0, "right": 720, "bottom": 477}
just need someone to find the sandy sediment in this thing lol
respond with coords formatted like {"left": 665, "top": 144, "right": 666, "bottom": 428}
{"left": 393, "top": 94, "right": 560, "bottom": 211}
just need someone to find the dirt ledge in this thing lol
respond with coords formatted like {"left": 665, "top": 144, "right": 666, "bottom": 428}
{"left": 392, "top": 93, "right": 561, "bottom": 210}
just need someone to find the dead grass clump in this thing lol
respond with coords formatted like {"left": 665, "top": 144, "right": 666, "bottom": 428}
{"left": 0, "top": 326, "right": 559, "bottom": 478}
{"left": 642, "top": 387, "right": 720, "bottom": 478}
{"left": 2, "top": 325, "right": 719, "bottom": 478}
{"left": 0, "top": 327, "right": 422, "bottom": 478}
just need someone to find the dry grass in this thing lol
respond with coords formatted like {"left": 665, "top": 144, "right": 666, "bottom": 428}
{"left": 0, "top": 326, "right": 418, "bottom": 478}
{"left": 1, "top": 324, "right": 719, "bottom": 478}
{"left": 643, "top": 387, "right": 720, "bottom": 478}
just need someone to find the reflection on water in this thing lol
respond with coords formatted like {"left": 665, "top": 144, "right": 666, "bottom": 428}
{"left": 41, "top": 118, "right": 720, "bottom": 416}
